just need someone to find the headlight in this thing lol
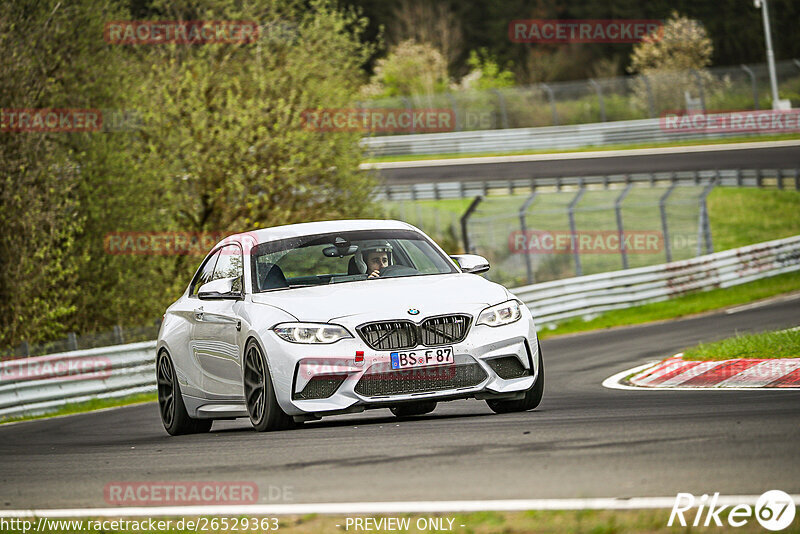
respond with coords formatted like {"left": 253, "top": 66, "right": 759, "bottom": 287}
{"left": 476, "top": 300, "right": 522, "bottom": 327}
{"left": 272, "top": 323, "right": 353, "bottom": 344}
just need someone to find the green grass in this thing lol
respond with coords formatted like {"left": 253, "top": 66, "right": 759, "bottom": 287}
{"left": 539, "top": 270, "right": 800, "bottom": 339}
{"left": 708, "top": 188, "right": 800, "bottom": 251}
{"left": 0, "top": 392, "right": 156, "bottom": 425}
{"left": 364, "top": 133, "right": 800, "bottom": 163}
{"left": 10, "top": 510, "right": 800, "bottom": 533}
{"left": 682, "top": 328, "right": 800, "bottom": 361}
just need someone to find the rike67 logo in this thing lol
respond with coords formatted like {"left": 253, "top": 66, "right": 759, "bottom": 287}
{"left": 669, "top": 490, "right": 796, "bottom": 530}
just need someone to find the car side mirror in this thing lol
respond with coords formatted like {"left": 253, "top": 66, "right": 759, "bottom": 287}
{"left": 450, "top": 254, "right": 490, "bottom": 274}
{"left": 198, "top": 277, "right": 242, "bottom": 300}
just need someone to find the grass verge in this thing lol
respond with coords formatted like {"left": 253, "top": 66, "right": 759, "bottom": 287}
{"left": 682, "top": 328, "right": 800, "bottom": 361}
{"left": 11, "top": 510, "right": 800, "bottom": 533}
{"left": 0, "top": 392, "right": 156, "bottom": 425}
{"left": 539, "top": 270, "right": 800, "bottom": 339}
{"left": 363, "top": 133, "right": 800, "bottom": 163}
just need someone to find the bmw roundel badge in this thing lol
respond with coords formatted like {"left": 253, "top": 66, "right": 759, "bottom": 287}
{"left": 407, "top": 308, "right": 420, "bottom": 315}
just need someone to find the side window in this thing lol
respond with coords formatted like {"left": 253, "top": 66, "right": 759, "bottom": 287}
{"left": 190, "top": 250, "right": 220, "bottom": 296}
{"left": 212, "top": 244, "right": 244, "bottom": 293}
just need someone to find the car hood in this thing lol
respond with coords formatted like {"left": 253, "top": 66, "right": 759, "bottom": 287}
{"left": 250, "top": 273, "right": 509, "bottom": 323}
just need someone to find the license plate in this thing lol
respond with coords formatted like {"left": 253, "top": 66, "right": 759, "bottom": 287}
{"left": 390, "top": 347, "right": 454, "bottom": 370}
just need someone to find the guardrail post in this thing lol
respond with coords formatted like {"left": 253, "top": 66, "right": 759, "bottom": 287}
{"left": 567, "top": 184, "right": 586, "bottom": 276}
{"left": 740, "top": 64, "right": 760, "bottom": 110}
{"left": 777, "top": 169, "right": 784, "bottom": 190}
{"left": 541, "top": 84, "right": 559, "bottom": 125}
{"left": 434, "top": 182, "right": 441, "bottom": 200}
{"left": 736, "top": 168, "right": 743, "bottom": 187}
{"left": 659, "top": 183, "right": 677, "bottom": 263}
{"left": 756, "top": 168, "right": 763, "bottom": 188}
{"left": 690, "top": 70, "right": 706, "bottom": 112}
{"left": 698, "top": 178, "right": 717, "bottom": 255}
{"left": 641, "top": 75, "right": 656, "bottom": 118}
{"left": 21, "top": 341, "right": 30, "bottom": 357}
{"left": 615, "top": 182, "right": 634, "bottom": 269}
{"left": 519, "top": 189, "right": 539, "bottom": 284}
{"left": 795, "top": 168, "right": 800, "bottom": 191}
{"left": 492, "top": 89, "right": 509, "bottom": 129}
{"left": 67, "top": 332, "right": 78, "bottom": 351}
{"left": 460, "top": 196, "right": 483, "bottom": 253}
{"left": 458, "top": 181, "right": 465, "bottom": 199}
{"left": 589, "top": 79, "right": 607, "bottom": 122}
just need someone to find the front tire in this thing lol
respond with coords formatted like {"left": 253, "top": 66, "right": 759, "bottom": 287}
{"left": 157, "top": 351, "right": 212, "bottom": 435}
{"left": 486, "top": 341, "right": 544, "bottom": 414}
{"left": 243, "top": 340, "right": 294, "bottom": 432}
{"left": 390, "top": 401, "right": 437, "bottom": 418}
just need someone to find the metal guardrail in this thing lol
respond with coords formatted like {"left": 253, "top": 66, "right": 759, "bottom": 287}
{"left": 2, "top": 235, "right": 798, "bottom": 419}
{"left": 375, "top": 168, "right": 800, "bottom": 201}
{"left": 512, "top": 235, "right": 800, "bottom": 326}
{"left": 0, "top": 341, "right": 156, "bottom": 419}
{"left": 360, "top": 116, "right": 788, "bottom": 157}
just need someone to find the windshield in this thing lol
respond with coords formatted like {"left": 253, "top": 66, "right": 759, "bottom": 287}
{"left": 250, "top": 229, "right": 458, "bottom": 292}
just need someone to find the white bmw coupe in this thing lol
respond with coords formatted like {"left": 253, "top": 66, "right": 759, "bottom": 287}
{"left": 156, "top": 220, "right": 544, "bottom": 434}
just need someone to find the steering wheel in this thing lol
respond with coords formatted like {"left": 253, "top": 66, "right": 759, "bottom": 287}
{"left": 378, "top": 264, "right": 419, "bottom": 278}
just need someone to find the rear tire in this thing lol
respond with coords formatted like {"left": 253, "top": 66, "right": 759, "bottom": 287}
{"left": 486, "top": 341, "right": 544, "bottom": 414}
{"left": 390, "top": 401, "right": 437, "bottom": 418}
{"left": 157, "top": 351, "right": 213, "bottom": 435}
{"left": 243, "top": 340, "right": 295, "bottom": 432}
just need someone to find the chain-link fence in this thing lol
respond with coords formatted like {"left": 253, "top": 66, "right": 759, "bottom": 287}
{"left": 464, "top": 182, "right": 714, "bottom": 288}
{"left": 361, "top": 60, "right": 800, "bottom": 133}
{"left": 1, "top": 323, "right": 161, "bottom": 360}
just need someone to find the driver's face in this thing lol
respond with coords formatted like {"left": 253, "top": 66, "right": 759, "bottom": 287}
{"left": 365, "top": 252, "right": 389, "bottom": 272}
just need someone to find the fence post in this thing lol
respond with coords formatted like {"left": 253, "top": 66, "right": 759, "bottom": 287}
{"left": 659, "top": 183, "right": 677, "bottom": 263}
{"left": 460, "top": 196, "right": 483, "bottom": 253}
{"left": 519, "top": 189, "right": 538, "bottom": 284}
{"left": 567, "top": 184, "right": 586, "bottom": 276}
{"left": 114, "top": 325, "right": 124, "bottom": 345}
{"left": 67, "top": 332, "right": 78, "bottom": 351}
{"left": 690, "top": 70, "right": 706, "bottom": 112}
{"left": 615, "top": 182, "right": 634, "bottom": 269}
{"left": 641, "top": 74, "right": 656, "bottom": 118}
{"left": 698, "top": 178, "right": 717, "bottom": 255}
{"left": 541, "top": 84, "right": 559, "bottom": 125}
{"left": 740, "top": 64, "right": 760, "bottom": 110}
{"left": 492, "top": 89, "right": 509, "bottom": 129}
{"left": 402, "top": 97, "right": 415, "bottom": 134}
{"left": 589, "top": 79, "right": 607, "bottom": 122}
{"left": 445, "top": 92, "right": 460, "bottom": 131}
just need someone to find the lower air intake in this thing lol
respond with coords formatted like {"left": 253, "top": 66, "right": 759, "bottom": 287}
{"left": 486, "top": 356, "right": 530, "bottom": 379}
{"left": 293, "top": 374, "right": 348, "bottom": 400}
{"left": 354, "top": 363, "right": 487, "bottom": 397}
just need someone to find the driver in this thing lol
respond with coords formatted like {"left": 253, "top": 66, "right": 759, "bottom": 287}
{"left": 354, "top": 241, "right": 393, "bottom": 279}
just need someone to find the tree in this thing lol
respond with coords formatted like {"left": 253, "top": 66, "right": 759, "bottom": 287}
{"left": 361, "top": 40, "right": 449, "bottom": 98}
{"left": 628, "top": 12, "right": 714, "bottom": 113}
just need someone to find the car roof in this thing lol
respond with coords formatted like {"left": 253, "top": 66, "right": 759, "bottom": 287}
{"left": 217, "top": 219, "right": 418, "bottom": 247}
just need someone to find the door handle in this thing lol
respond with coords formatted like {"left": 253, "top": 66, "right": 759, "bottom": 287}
{"left": 193, "top": 307, "right": 204, "bottom": 320}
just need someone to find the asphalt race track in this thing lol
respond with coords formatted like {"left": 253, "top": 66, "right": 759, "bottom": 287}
{"left": 373, "top": 143, "right": 800, "bottom": 184}
{"left": 1, "top": 298, "right": 798, "bottom": 510}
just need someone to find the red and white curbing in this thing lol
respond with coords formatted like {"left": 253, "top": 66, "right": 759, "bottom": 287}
{"left": 611, "top": 354, "right": 800, "bottom": 390}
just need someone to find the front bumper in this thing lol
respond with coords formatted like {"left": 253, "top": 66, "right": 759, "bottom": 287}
{"left": 262, "top": 310, "right": 540, "bottom": 417}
